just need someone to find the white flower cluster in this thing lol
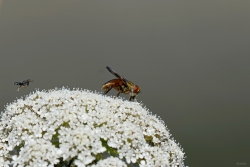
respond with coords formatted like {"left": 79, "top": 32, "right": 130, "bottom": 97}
{"left": 0, "top": 88, "right": 185, "bottom": 167}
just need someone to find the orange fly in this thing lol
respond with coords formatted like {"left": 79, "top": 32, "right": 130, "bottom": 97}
{"left": 102, "top": 66, "right": 141, "bottom": 101}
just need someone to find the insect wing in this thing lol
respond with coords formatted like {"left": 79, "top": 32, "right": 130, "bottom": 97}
{"left": 106, "top": 66, "right": 128, "bottom": 86}
{"left": 22, "top": 79, "right": 33, "bottom": 85}
{"left": 106, "top": 66, "right": 122, "bottom": 79}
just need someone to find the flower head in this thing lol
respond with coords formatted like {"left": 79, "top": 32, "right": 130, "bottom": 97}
{"left": 0, "top": 88, "right": 185, "bottom": 166}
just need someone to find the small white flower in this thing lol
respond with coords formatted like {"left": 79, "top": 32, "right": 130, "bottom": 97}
{"left": 91, "top": 157, "right": 127, "bottom": 167}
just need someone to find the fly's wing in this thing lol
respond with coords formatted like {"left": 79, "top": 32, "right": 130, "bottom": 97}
{"left": 22, "top": 79, "right": 33, "bottom": 85}
{"left": 106, "top": 66, "right": 128, "bottom": 86}
{"left": 106, "top": 66, "right": 122, "bottom": 79}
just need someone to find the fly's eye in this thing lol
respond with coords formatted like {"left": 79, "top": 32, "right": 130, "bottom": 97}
{"left": 133, "top": 86, "right": 140, "bottom": 93}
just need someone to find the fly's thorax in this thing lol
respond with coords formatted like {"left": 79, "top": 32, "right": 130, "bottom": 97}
{"left": 127, "top": 81, "right": 135, "bottom": 88}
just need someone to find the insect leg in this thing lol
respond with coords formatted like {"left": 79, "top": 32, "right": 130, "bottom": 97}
{"left": 129, "top": 96, "right": 135, "bottom": 101}
{"left": 103, "top": 87, "right": 112, "bottom": 95}
{"left": 116, "top": 85, "right": 123, "bottom": 97}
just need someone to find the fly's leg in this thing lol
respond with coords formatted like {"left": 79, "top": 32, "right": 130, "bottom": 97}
{"left": 129, "top": 96, "right": 135, "bottom": 101}
{"left": 103, "top": 87, "right": 112, "bottom": 95}
{"left": 116, "top": 85, "right": 123, "bottom": 97}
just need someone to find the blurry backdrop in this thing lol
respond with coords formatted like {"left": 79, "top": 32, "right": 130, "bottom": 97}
{"left": 0, "top": 1, "right": 250, "bottom": 166}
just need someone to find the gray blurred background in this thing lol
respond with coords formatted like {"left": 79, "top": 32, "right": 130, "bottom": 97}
{"left": 0, "top": 0, "right": 250, "bottom": 166}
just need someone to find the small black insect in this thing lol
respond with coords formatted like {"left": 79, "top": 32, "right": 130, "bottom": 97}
{"left": 14, "top": 79, "right": 33, "bottom": 91}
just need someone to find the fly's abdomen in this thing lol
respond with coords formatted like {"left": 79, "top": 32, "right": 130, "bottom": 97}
{"left": 102, "top": 79, "right": 130, "bottom": 94}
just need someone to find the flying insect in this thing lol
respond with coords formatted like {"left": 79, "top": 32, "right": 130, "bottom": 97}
{"left": 14, "top": 79, "right": 33, "bottom": 91}
{"left": 101, "top": 66, "right": 141, "bottom": 101}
